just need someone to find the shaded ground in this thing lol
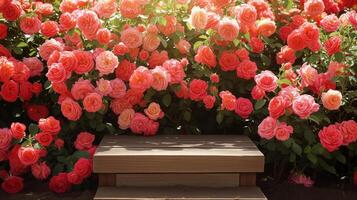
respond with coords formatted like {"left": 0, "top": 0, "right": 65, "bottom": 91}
{"left": 1, "top": 179, "right": 357, "bottom": 200}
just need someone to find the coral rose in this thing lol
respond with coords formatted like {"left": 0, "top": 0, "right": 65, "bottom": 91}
{"left": 219, "top": 91, "right": 236, "bottom": 111}
{"left": 324, "top": 36, "right": 341, "bottom": 56}
{"left": 144, "top": 102, "right": 164, "bottom": 120}
{"left": 235, "top": 97, "right": 253, "bottom": 119}
{"left": 61, "top": 98, "right": 82, "bottom": 121}
{"left": 219, "top": 51, "right": 239, "bottom": 71}
{"left": 143, "top": 33, "right": 160, "bottom": 52}
{"left": 71, "top": 79, "right": 95, "bottom": 100}
{"left": 162, "top": 59, "right": 185, "bottom": 84}
{"left": 268, "top": 96, "right": 286, "bottom": 119}
{"left": 189, "top": 79, "right": 208, "bottom": 101}
{"left": 318, "top": 125, "right": 343, "bottom": 152}
{"left": 115, "top": 59, "right": 136, "bottom": 81}
{"left": 194, "top": 46, "right": 216, "bottom": 68}
{"left": 73, "top": 50, "right": 94, "bottom": 74}
{"left": 10, "top": 122, "right": 26, "bottom": 140}
{"left": 40, "top": 21, "right": 59, "bottom": 38}
{"left": 38, "top": 116, "right": 61, "bottom": 135}
{"left": 203, "top": 95, "right": 216, "bottom": 109}
{"left": 46, "top": 63, "right": 67, "bottom": 83}
{"left": 175, "top": 39, "right": 191, "bottom": 55}
{"left": 19, "top": 16, "right": 41, "bottom": 35}
{"left": 0, "top": 128, "right": 12, "bottom": 150}
{"left": 119, "top": 0, "right": 143, "bottom": 19}
{"left": 96, "top": 78, "right": 112, "bottom": 96}
{"left": 23, "top": 57, "right": 43, "bottom": 77}
{"left": 235, "top": 4, "right": 257, "bottom": 26}
{"left": 251, "top": 85, "right": 265, "bottom": 100}
{"left": 338, "top": 120, "right": 357, "bottom": 145}
{"left": 129, "top": 66, "right": 153, "bottom": 92}
{"left": 109, "top": 78, "right": 126, "bottom": 98}
{"left": 35, "top": 132, "right": 53, "bottom": 147}
{"left": 320, "top": 14, "right": 340, "bottom": 32}
{"left": 75, "top": 132, "right": 95, "bottom": 150}
{"left": 236, "top": 59, "right": 258, "bottom": 80}
{"left": 73, "top": 158, "right": 92, "bottom": 178}
{"left": 38, "top": 39, "right": 64, "bottom": 61}
{"left": 274, "top": 122, "right": 293, "bottom": 141}
{"left": 287, "top": 30, "right": 306, "bottom": 51}
{"left": 297, "top": 63, "right": 318, "bottom": 87}
{"left": 83, "top": 93, "right": 103, "bottom": 112}
{"left": 151, "top": 66, "right": 170, "bottom": 91}
{"left": 130, "top": 113, "right": 150, "bottom": 134}
{"left": 67, "top": 172, "right": 83, "bottom": 185}
{"left": 96, "top": 28, "right": 111, "bottom": 44}
{"left": 1, "top": 80, "right": 18, "bottom": 102}
{"left": 304, "top": 0, "right": 325, "bottom": 16}
{"left": 18, "top": 147, "right": 39, "bottom": 166}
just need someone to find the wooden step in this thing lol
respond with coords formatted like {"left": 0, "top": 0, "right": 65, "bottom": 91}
{"left": 93, "top": 135, "right": 264, "bottom": 173}
{"left": 94, "top": 186, "right": 267, "bottom": 200}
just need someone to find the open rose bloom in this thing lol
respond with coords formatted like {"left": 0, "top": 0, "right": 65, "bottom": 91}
{"left": 0, "top": 0, "right": 356, "bottom": 194}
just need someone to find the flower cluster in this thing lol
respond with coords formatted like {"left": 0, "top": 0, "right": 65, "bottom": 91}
{"left": 0, "top": 0, "right": 356, "bottom": 194}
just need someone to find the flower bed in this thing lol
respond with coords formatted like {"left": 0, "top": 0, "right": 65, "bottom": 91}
{"left": 0, "top": 0, "right": 356, "bottom": 194}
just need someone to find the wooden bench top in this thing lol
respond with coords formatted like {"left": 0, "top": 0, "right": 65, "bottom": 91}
{"left": 93, "top": 135, "right": 264, "bottom": 173}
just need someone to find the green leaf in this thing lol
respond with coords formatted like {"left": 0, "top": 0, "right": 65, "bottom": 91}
{"left": 254, "top": 99, "right": 266, "bottom": 110}
{"left": 278, "top": 79, "right": 291, "bottom": 87}
{"left": 72, "top": 151, "right": 90, "bottom": 160}
{"left": 289, "top": 153, "right": 296, "bottom": 162}
{"left": 334, "top": 52, "right": 344, "bottom": 62}
{"left": 284, "top": 0, "right": 293, "bottom": 9}
{"left": 28, "top": 124, "right": 39, "bottom": 136}
{"left": 157, "top": 16, "right": 167, "bottom": 26}
{"left": 193, "top": 41, "right": 204, "bottom": 51}
{"left": 162, "top": 94, "right": 172, "bottom": 107}
{"left": 307, "top": 153, "right": 318, "bottom": 164}
{"left": 158, "top": 35, "right": 168, "bottom": 48}
{"left": 282, "top": 138, "right": 292, "bottom": 148}
{"left": 44, "top": 80, "right": 52, "bottom": 90}
{"left": 304, "top": 130, "right": 316, "bottom": 144}
{"left": 309, "top": 114, "right": 321, "bottom": 125}
{"left": 57, "top": 156, "right": 67, "bottom": 163}
{"left": 318, "top": 159, "right": 336, "bottom": 174}
{"left": 335, "top": 153, "right": 346, "bottom": 164}
{"left": 312, "top": 143, "right": 325, "bottom": 155}
{"left": 183, "top": 111, "right": 191, "bottom": 122}
{"left": 52, "top": 164, "right": 64, "bottom": 176}
{"left": 16, "top": 42, "right": 28, "bottom": 48}
{"left": 292, "top": 142, "right": 302, "bottom": 156}
{"left": 13, "top": 47, "right": 23, "bottom": 55}
{"left": 216, "top": 111, "right": 224, "bottom": 124}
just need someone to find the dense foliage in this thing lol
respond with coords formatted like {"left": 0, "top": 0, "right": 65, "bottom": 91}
{"left": 0, "top": 0, "right": 356, "bottom": 194}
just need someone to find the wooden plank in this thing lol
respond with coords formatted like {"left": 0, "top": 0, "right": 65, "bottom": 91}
{"left": 93, "top": 135, "right": 265, "bottom": 173}
{"left": 94, "top": 154, "right": 264, "bottom": 173}
{"left": 239, "top": 173, "right": 256, "bottom": 186}
{"left": 94, "top": 186, "right": 267, "bottom": 200}
{"left": 115, "top": 173, "right": 240, "bottom": 187}
{"left": 98, "top": 174, "right": 116, "bottom": 186}
{"left": 99, "top": 135, "right": 255, "bottom": 148}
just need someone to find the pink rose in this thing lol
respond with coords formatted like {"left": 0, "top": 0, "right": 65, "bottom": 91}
{"left": 19, "top": 16, "right": 41, "bottom": 35}
{"left": 77, "top": 10, "right": 100, "bottom": 40}
{"left": 162, "top": 59, "right": 185, "bottom": 84}
{"left": 218, "top": 19, "right": 240, "bottom": 41}
{"left": 120, "top": 27, "right": 143, "bottom": 49}
{"left": 278, "top": 86, "right": 300, "bottom": 107}
{"left": 59, "top": 51, "right": 78, "bottom": 72}
{"left": 258, "top": 117, "right": 277, "bottom": 140}
{"left": 318, "top": 125, "right": 343, "bottom": 152}
{"left": 46, "top": 63, "right": 67, "bottom": 83}
{"left": 38, "top": 39, "right": 64, "bottom": 61}
{"left": 151, "top": 66, "right": 170, "bottom": 91}
{"left": 235, "top": 4, "right": 257, "bottom": 26}
{"left": 320, "top": 14, "right": 340, "bottom": 32}
{"left": 189, "top": 79, "right": 208, "bottom": 101}
{"left": 189, "top": 6, "right": 208, "bottom": 30}
{"left": 297, "top": 63, "right": 318, "bottom": 87}
{"left": 254, "top": 70, "right": 278, "bottom": 92}
{"left": 117, "top": 108, "right": 135, "bottom": 130}
{"left": 10, "top": 122, "right": 26, "bottom": 140}
{"left": 203, "top": 95, "right": 216, "bottom": 109}
{"left": 71, "top": 79, "right": 95, "bottom": 100}
{"left": 23, "top": 57, "right": 43, "bottom": 77}
{"left": 175, "top": 39, "right": 191, "bottom": 55}
{"left": 130, "top": 113, "right": 150, "bottom": 134}
{"left": 235, "top": 97, "right": 253, "bottom": 119}
{"left": 143, "top": 33, "right": 160, "bottom": 52}
{"left": 304, "top": 0, "right": 325, "bottom": 16}
{"left": 274, "top": 122, "right": 293, "bottom": 141}
{"left": 257, "top": 19, "right": 276, "bottom": 37}
{"left": 110, "top": 78, "right": 127, "bottom": 98}
{"left": 96, "top": 78, "right": 113, "bottom": 96}
{"left": 17, "top": 147, "right": 39, "bottom": 166}
{"left": 95, "top": 51, "right": 119, "bottom": 76}
{"left": 292, "top": 94, "right": 319, "bottom": 119}
{"left": 94, "top": 0, "right": 117, "bottom": 18}
{"left": 324, "top": 36, "right": 341, "bottom": 56}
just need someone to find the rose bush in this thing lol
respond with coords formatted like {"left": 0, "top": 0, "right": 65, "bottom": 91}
{"left": 0, "top": 0, "right": 356, "bottom": 194}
